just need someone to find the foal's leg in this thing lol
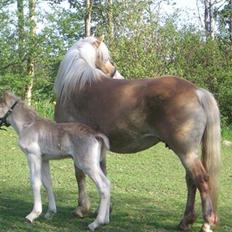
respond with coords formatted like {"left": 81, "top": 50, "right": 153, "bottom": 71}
{"left": 41, "top": 160, "right": 57, "bottom": 219}
{"left": 73, "top": 149, "right": 108, "bottom": 218}
{"left": 181, "top": 153, "right": 216, "bottom": 232}
{"left": 87, "top": 168, "right": 110, "bottom": 231}
{"left": 74, "top": 143, "right": 111, "bottom": 231}
{"left": 100, "top": 158, "right": 107, "bottom": 175}
{"left": 99, "top": 155, "right": 113, "bottom": 214}
{"left": 178, "top": 172, "right": 197, "bottom": 231}
{"left": 73, "top": 166, "right": 91, "bottom": 218}
{"left": 25, "top": 153, "right": 42, "bottom": 223}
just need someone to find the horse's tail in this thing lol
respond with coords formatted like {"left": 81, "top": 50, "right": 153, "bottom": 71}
{"left": 197, "top": 88, "right": 221, "bottom": 211}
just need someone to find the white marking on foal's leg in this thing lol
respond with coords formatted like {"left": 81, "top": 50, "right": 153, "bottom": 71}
{"left": 41, "top": 160, "right": 57, "bottom": 220}
{"left": 25, "top": 153, "right": 43, "bottom": 223}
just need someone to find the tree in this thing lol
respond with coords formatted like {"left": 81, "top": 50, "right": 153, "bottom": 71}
{"left": 217, "top": 0, "right": 232, "bottom": 42}
{"left": 17, "top": 0, "right": 25, "bottom": 73}
{"left": 107, "top": 0, "right": 113, "bottom": 43}
{"left": 26, "top": 0, "right": 36, "bottom": 105}
{"left": 85, "top": 0, "right": 93, "bottom": 36}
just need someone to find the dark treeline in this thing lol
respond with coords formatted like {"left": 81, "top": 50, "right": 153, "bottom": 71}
{"left": 0, "top": 0, "right": 231, "bottom": 125}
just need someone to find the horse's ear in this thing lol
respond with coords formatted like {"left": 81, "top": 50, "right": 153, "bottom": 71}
{"left": 98, "top": 35, "right": 104, "bottom": 42}
{"left": 93, "top": 35, "right": 104, "bottom": 48}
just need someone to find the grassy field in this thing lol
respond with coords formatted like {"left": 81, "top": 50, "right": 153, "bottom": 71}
{"left": 0, "top": 128, "right": 231, "bottom": 232}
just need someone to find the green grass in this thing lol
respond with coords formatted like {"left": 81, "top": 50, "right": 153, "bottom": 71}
{"left": 0, "top": 128, "right": 232, "bottom": 232}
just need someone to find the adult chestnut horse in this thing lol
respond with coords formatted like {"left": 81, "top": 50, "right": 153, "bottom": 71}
{"left": 54, "top": 36, "right": 220, "bottom": 232}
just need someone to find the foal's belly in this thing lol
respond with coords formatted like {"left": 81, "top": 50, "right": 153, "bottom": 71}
{"left": 42, "top": 153, "right": 70, "bottom": 161}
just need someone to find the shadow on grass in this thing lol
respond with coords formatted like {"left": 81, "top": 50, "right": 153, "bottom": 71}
{"left": 0, "top": 188, "right": 184, "bottom": 232}
{"left": 0, "top": 188, "right": 231, "bottom": 232}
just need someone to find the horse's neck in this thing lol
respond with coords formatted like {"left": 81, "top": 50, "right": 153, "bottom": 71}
{"left": 9, "top": 102, "right": 38, "bottom": 135}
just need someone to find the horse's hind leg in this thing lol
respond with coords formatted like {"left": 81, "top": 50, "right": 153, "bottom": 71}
{"left": 73, "top": 165, "right": 91, "bottom": 218}
{"left": 178, "top": 172, "right": 197, "bottom": 231}
{"left": 180, "top": 152, "right": 216, "bottom": 232}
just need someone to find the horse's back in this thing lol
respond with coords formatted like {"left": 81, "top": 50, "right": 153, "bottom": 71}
{"left": 55, "top": 76, "right": 206, "bottom": 153}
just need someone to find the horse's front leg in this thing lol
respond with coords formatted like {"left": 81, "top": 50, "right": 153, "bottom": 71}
{"left": 73, "top": 165, "right": 91, "bottom": 218}
{"left": 25, "top": 153, "right": 42, "bottom": 223}
{"left": 41, "top": 160, "right": 57, "bottom": 220}
{"left": 179, "top": 172, "right": 197, "bottom": 231}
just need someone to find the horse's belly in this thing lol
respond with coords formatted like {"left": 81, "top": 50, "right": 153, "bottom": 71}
{"left": 109, "top": 133, "right": 160, "bottom": 153}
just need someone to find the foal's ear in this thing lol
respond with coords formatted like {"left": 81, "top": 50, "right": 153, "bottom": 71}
{"left": 3, "top": 91, "right": 16, "bottom": 105}
{"left": 93, "top": 35, "right": 104, "bottom": 48}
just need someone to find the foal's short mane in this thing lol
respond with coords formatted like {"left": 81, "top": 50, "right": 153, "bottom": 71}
{"left": 54, "top": 36, "right": 110, "bottom": 102}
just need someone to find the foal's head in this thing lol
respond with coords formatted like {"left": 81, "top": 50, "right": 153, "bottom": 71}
{"left": 0, "top": 91, "right": 17, "bottom": 115}
{"left": 0, "top": 91, "right": 19, "bottom": 128}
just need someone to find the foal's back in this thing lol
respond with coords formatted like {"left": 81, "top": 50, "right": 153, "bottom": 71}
{"left": 32, "top": 118, "right": 99, "bottom": 158}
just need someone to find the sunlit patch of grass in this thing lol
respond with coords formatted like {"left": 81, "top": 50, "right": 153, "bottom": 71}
{"left": 0, "top": 128, "right": 231, "bottom": 231}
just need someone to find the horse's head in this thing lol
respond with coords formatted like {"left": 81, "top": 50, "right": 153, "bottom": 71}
{"left": 92, "top": 35, "right": 124, "bottom": 79}
{"left": 55, "top": 35, "right": 124, "bottom": 101}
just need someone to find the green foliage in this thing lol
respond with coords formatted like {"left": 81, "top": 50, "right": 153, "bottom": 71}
{"left": 0, "top": 0, "right": 231, "bottom": 125}
{"left": 31, "top": 100, "right": 55, "bottom": 119}
{"left": 0, "top": 74, "right": 29, "bottom": 97}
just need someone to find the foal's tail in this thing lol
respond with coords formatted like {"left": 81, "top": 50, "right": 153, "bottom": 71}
{"left": 197, "top": 88, "right": 221, "bottom": 212}
{"left": 96, "top": 133, "right": 110, "bottom": 159}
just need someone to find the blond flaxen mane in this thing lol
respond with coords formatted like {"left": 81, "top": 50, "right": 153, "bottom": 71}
{"left": 54, "top": 36, "right": 111, "bottom": 102}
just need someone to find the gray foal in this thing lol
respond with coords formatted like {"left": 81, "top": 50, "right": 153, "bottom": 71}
{"left": 0, "top": 91, "right": 110, "bottom": 231}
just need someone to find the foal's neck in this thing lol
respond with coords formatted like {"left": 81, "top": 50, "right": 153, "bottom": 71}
{"left": 9, "top": 101, "right": 39, "bottom": 135}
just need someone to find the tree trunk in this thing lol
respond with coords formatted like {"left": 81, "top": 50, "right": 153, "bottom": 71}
{"left": 85, "top": 0, "right": 92, "bottom": 37}
{"left": 107, "top": 0, "right": 113, "bottom": 44}
{"left": 229, "top": 0, "right": 232, "bottom": 42}
{"left": 26, "top": 0, "right": 36, "bottom": 105}
{"left": 17, "top": 0, "right": 25, "bottom": 72}
{"left": 203, "top": 0, "right": 216, "bottom": 39}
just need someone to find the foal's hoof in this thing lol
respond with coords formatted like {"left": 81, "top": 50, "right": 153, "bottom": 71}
{"left": 88, "top": 221, "right": 99, "bottom": 231}
{"left": 88, "top": 223, "right": 96, "bottom": 231}
{"left": 25, "top": 217, "right": 33, "bottom": 224}
{"left": 44, "top": 210, "right": 56, "bottom": 220}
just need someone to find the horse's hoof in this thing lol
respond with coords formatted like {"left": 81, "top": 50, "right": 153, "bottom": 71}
{"left": 178, "top": 213, "right": 197, "bottom": 231}
{"left": 178, "top": 221, "right": 192, "bottom": 231}
{"left": 72, "top": 207, "right": 89, "bottom": 218}
{"left": 200, "top": 223, "right": 213, "bottom": 232}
